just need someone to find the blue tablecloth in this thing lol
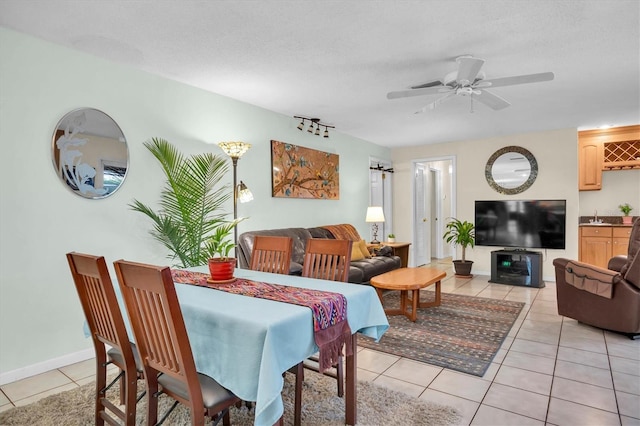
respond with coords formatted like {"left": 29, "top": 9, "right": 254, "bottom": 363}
{"left": 171, "top": 267, "right": 388, "bottom": 426}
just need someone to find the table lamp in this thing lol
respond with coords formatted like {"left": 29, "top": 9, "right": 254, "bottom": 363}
{"left": 365, "top": 206, "right": 385, "bottom": 244}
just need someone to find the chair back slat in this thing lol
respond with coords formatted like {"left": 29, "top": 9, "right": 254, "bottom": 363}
{"left": 250, "top": 235, "right": 293, "bottom": 275}
{"left": 302, "top": 239, "right": 352, "bottom": 282}
{"left": 114, "top": 260, "right": 204, "bottom": 410}
{"left": 67, "top": 253, "right": 130, "bottom": 354}
{"left": 66, "top": 252, "right": 139, "bottom": 425}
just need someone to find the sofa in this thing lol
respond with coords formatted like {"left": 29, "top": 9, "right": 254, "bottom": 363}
{"left": 553, "top": 219, "right": 640, "bottom": 336}
{"left": 237, "top": 224, "right": 402, "bottom": 284}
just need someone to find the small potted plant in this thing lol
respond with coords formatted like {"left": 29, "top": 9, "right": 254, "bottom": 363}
{"left": 443, "top": 218, "right": 475, "bottom": 277}
{"left": 387, "top": 233, "right": 396, "bottom": 243}
{"left": 619, "top": 203, "right": 634, "bottom": 225}
{"left": 206, "top": 224, "right": 240, "bottom": 281}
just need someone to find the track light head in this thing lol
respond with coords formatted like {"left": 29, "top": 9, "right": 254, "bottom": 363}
{"left": 293, "top": 116, "right": 333, "bottom": 139}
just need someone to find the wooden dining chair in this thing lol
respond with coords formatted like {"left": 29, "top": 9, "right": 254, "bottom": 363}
{"left": 66, "top": 252, "right": 143, "bottom": 426}
{"left": 302, "top": 238, "right": 352, "bottom": 283}
{"left": 114, "top": 259, "right": 241, "bottom": 426}
{"left": 249, "top": 235, "right": 293, "bottom": 275}
{"left": 301, "top": 238, "right": 353, "bottom": 398}
{"left": 247, "top": 235, "right": 304, "bottom": 424}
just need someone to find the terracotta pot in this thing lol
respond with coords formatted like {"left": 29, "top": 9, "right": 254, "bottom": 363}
{"left": 622, "top": 216, "right": 633, "bottom": 225}
{"left": 208, "top": 258, "right": 236, "bottom": 281}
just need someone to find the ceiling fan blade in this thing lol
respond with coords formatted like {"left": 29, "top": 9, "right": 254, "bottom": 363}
{"left": 474, "top": 89, "right": 511, "bottom": 110}
{"left": 387, "top": 85, "right": 449, "bottom": 100}
{"left": 414, "top": 92, "right": 456, "bottom": 113}
{"left": 456, "top": 56, "right": 485, "bottom": 86}
{"left": 481, "top": 72, "right": 554, "bottom": 89}
{"left": 411, "top": 80, "right": 443, "bottom": 89}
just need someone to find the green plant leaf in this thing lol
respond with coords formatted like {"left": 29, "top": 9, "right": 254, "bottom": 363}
{"left": 129, "top": 137, "right": 241, "bottom": 268}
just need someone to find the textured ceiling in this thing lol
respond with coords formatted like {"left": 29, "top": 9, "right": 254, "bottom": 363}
{"left": 1, "top": 0, "right": 638, "bottom": 147}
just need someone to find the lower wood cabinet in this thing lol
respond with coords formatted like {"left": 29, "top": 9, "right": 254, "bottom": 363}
{"left": 579, "top": 226, "right": 631, "bottom": 268}
{"left": 612, "top": 227, "right": 632, "bottom": 257}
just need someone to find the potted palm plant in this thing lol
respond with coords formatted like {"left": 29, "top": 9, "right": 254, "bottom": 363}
{"left": 130, "top": 138, "right": 243, "bottom": 279}
{"left": 443, "top": 218, "right": 475, "bottom": 277}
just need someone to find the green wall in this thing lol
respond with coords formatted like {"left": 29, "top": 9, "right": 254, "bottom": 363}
{"left": 0, "top": 27, "right": 390, "bottom": 380}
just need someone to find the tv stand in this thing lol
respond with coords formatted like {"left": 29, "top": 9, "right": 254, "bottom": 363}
{"left": 490, "top": 249, "right": 544, "bottom": 288}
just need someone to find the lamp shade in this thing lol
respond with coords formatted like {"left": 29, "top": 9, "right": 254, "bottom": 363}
{"left": 365, "top": 206, "right": 385, "bottom": 223}
{"left": 218, "top": 141, "right": 251, "bottom": 158}
{"left": 237, "top": 181, "right": 254, "bottom": 203}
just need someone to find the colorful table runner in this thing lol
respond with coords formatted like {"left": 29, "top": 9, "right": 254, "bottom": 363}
{"left": 171, "top": 270, "right": 352, "bottom": 371}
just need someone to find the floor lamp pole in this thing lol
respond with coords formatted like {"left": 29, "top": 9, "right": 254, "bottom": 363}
{"left": 232, "top": 156, "right": 239, "bottom": 247}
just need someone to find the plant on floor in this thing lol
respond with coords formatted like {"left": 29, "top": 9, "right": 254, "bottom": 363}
{"left": 443, "top": 218, "right": 475, "bottom": 276}
{"left": 130, "top": 137, "right": 243, "bottom": 268}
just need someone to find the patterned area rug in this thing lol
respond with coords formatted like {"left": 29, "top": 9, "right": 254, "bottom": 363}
{"left": 0, "top": 368, "right": 461, "bottom": 425}
{"left": 358, "top": 291, "right": 525, "bottom": 376}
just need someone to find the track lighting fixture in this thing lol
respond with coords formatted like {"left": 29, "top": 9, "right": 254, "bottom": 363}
{"left": 294, "top": 116, "right": 335, "bottom": 139}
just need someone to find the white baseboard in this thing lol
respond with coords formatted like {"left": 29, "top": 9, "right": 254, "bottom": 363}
{"left": 0, "top": 348, "right": 95, "bottom": 386}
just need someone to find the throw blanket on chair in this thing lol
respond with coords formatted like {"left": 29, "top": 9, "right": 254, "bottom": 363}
{"left": 171, "top": 270, "right": 352, "bottom": 372}
{"left": 321, "top": 223, "right": 361, "bottom": 241}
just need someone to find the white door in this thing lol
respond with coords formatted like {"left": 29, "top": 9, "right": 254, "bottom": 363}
{"left": 369, "top": 160, "right": 393, "bottom": 240}
{"left": 413, "top": 164, "right": 430, "bottom": 266}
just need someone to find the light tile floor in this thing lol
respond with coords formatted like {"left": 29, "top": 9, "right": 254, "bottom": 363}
{"left": 1, "top": 260, "right": 639, "bottom": 425}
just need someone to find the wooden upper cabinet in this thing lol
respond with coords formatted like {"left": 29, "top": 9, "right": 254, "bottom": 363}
{"left": 578, "top": 125, "right": 640, "bottom": 191}
{"left": 578, "top": 138, "right": 603, "bottom": 190}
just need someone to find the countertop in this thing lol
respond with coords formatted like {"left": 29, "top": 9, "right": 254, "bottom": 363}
{"left": 579, "top": 223, "right": 633, "bottom": 227}
{"left": 578, "top": 216, "right": 635, "bottom": 227}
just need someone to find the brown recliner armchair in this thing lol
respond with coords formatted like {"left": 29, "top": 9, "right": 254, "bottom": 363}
{"left": 553, "top": 219, "right": 640, "bottom": 337}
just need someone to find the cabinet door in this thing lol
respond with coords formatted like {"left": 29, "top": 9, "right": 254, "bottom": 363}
{"left": 578, "top": 138, "right": 603, "bottom": 191}
{"left": 612, "top": 227, "right": 632, "bottom": 257}
{"left": 580, "top": 236, "right": 612, "bottom": 268}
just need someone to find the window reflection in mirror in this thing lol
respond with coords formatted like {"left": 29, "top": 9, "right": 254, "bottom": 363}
{"left": 485, "top": 146, "right": 537, "bottom": 195}
{"left": 52, "top": 108, "right": 128, "bottom": 199}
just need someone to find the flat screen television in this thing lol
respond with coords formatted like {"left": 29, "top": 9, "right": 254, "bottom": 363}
{"left": 475, "top": 200, "right": 566, "bottom": 250}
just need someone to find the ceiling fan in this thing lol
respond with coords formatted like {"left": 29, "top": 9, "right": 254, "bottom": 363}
{"left": 387, "top": 55, "right": 554, "bottom": 113}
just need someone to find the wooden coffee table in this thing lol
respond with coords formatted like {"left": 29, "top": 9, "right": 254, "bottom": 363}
{"left": 370, "top": 267, "right": 446, "bottom": 322}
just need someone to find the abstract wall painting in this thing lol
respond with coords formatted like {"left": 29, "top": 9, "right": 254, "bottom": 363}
{"left": 271, "top": 140, "right": 339, "bottom": 199}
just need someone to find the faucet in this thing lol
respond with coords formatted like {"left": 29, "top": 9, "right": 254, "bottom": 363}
{"left": 590, "top": 210, "right": 602, "bottom": 224}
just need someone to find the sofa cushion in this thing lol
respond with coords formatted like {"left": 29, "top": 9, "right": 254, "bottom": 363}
{"left": 358, "top": 239, "right": 372, "bottom": 259}
{"left": 351, "top": 255, "right": 402, "bottom": 283}
{"left": 351, "top": 243, "right": 365, "bottom": 261}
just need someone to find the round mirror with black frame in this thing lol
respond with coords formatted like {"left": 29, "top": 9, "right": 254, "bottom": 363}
{"left": 485, "top": 146, "right": 538, "bottom": 195}
{"left": 52, "top": 108, "right": 129, "bottom": 199}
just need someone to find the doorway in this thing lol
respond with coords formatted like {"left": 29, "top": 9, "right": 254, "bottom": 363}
{"left": 369, "top": 158, "right": 393, "bottom": 241}
{"left": 412, "top": 157, "right": 455, "bottom": 266}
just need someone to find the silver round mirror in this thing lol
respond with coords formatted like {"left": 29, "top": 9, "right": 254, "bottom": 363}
{"left": 52, "top": 108, "right": 128, "bottom": 199}
{"left": 485, "top": 146, "right": 538, "bottom": 195}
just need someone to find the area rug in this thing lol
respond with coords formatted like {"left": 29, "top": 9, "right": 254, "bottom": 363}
{"left": 0, "top": 370, "right": 460, "bottom": 426}
{"left": 359, "top": 291, "right": 525, "bottom": 376}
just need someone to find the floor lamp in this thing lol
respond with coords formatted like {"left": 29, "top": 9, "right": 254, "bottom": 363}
{"left": 218, "top": 142, "right": 253, "bottom": 246}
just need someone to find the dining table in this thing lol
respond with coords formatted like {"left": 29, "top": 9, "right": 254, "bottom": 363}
{"left": 168, "top": 266, "right": 389, "bottom": 426}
